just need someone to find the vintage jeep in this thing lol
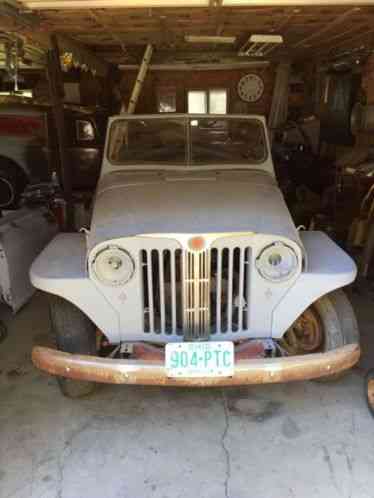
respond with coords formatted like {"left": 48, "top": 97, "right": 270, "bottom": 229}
{"left": 30, "top": 114, "right": 360, "bottom": 397}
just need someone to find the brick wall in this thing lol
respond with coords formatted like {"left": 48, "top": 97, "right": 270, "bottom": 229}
{"left": 119, "top": 66, "right": 275, "bottom": 116}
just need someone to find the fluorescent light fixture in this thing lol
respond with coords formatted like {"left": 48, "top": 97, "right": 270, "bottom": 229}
{"left": 249, "top": 35, "right": 283, "bottom": 44}
{"left": 22, "top": 0, "right": 209, "bottom": 8}
{"left": 239, "top": 34, "right": 283, "bottom": 57}
{"left": 185, "top": 35, "right": 237, "bottom": 44}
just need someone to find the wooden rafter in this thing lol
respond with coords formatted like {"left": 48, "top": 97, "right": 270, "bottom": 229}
{"left": 119, "top": 60, "right": 269, "bottom": 70}
{"left": 292, "top": 7, "right": 362, "bottom": 48}
{"left": 157, "top": 12, "right": 175, "bottom": 48}
{"left": 315, "top": 26, "right": 374, "bottom": 57}
{"left": 311, "top": 24, "right": 369, "bottom": 49}
{"left": 0, "top": 2, "right": 110, "bottom": 74}
{"left": 4, "top": 3, "right": 374, "bottom": 65}
{"left": 89, "top": 9, "right": 128, "bottom": 56}
{"left": 271, "top": 12, "right": 295, "bottom": 34}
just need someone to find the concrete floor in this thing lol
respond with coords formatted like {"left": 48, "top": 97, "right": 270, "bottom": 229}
{"left": 0, "top": 290, "right": 373, "bottom": 498}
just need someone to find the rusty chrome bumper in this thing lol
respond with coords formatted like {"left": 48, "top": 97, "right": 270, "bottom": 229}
{"left": 32, "top": 343, "right": 360, "bottom": 387}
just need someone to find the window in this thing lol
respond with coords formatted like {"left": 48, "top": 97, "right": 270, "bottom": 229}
{"left": 76, "top": 120, "right": 95, "bottom": 141}
{"left": 157, "top": 87, "right": 177, "bottom": 113}
{"left": 0, "top": 90, "right": 33, "bottom": 98}
{"left": 187, "top": 89, "right": 227, "bottom": 114}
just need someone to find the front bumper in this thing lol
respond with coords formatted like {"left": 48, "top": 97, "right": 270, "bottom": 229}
{"left": 32, "top": 343, "right": 360, "bottom": 387}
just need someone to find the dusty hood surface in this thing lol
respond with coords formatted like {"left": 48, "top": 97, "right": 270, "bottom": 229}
{"left": 88, "top": 170, "right": 301, "bottom": 250}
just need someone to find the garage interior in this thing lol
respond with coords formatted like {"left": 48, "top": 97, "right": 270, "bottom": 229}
{"left": 1, "top": 1, "right": 374, "bottom": 497}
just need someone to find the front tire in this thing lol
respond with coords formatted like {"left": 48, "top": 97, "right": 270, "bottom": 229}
{"left": 314, "top": 289, "right": 359, "bottom": 351}
{"left": 49, "top": 294, "right": 97, "bottom": 398}
{"left": 281, "top": 289, "right": 359, "bottom": 381}
{"left": 314, "top": 290, "right": 359, "bottom": 382}
{"left": 366, "top": 370, "right": 374, "bottom": 418}
{"left": 0, "top": 158, "right": 27, "bottom": 209}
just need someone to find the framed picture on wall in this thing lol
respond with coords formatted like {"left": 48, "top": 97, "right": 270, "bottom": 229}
{"left": 157, "top": 86, "right": 177, "bottom": 113}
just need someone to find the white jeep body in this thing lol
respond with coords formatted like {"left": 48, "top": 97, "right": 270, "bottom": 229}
{"left": 30, "top": 115, "right": 359, "bottom": 386}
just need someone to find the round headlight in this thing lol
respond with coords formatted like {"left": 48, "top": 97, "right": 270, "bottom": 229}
{"left": 92, "top": 246, "right": 135, "bottom": 286}
{"left": 256, "top": 242, "right": 298, "bottom": 282}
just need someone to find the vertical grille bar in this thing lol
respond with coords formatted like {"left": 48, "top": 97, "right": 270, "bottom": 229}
{"left": 245, "top": 248, "right": 251, "bottom": 330}
{"left": 237, "top": 247, "right": 245, "bottom": 332}
{"left": 203, "top": 251, "right": 210, "bottom": 334}
{"left": 183, "top": 251, "right": 191, "bottom": 334}
{"left": 193, "top": 251, "right": 200, "bottom": 336}
{"left": 216, "top": 249, "right": 222, "bottom": 334}
{"left": 170, "top": 249, "right": 177, "bottom": 334}
{"left": 227, "top": 248, "right": 233, "bottom": 332}
{"left": 146, "top": 249, "right": 154, "bottom": 333}
{"left": 159, "top": 250, "right": 166, "bottom": 334}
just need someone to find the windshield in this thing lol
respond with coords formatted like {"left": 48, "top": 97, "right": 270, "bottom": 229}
{"left": 108, "top": 117, "right": 267, "bottom": 166}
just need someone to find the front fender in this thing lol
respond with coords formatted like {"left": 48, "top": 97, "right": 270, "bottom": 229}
{"left": 30, "top": 233, "right": 120, "bottom": 343}
{"left": 272, "top": 231, "right": 357, "bottom": 338}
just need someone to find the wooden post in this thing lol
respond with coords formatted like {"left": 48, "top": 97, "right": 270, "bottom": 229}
{"left": 46, "top": 34, "right": 74, "bottom": 231}
{"left": 104, "top": 64, "right": 121, "bottom": 114}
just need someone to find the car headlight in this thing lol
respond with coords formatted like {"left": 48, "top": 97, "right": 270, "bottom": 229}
{"left": 256, "top": 242, "right": 298, "bottom": 282}
{"left": 92, "top": 246, "right": 135, "bottom": 286}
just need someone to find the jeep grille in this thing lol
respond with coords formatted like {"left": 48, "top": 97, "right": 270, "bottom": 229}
{"left": 141, "top": 244, "right": 251, "bottom": 340}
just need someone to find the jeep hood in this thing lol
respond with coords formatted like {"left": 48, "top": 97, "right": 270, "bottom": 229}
{"left": 88, "top": 170, "right": 302, "bottom": 250}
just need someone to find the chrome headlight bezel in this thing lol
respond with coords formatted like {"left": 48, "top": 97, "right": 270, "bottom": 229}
{"left": 256, "top": 242, "right": 299, "bottom": 283}
{"left": 92, "top": 245, "right": 135, "bottom": 286}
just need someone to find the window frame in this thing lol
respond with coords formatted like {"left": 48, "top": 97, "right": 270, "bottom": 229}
{"left": 187, "top": 88, "right": 228, "bottom": 114}
{"left": 75, "top": 119, "right": 96, "bottom": 143}
{"left": 157, "top": 86, "right": 177, "bottom": 113}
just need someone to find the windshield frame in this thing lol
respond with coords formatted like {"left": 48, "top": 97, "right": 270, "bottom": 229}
{"left": 103, "top": 114, "right": 273, "bottom": 175}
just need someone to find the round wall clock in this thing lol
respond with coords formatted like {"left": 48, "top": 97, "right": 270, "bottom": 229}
{"left": 237, "top": 73, "right": 265, "bottom": 103}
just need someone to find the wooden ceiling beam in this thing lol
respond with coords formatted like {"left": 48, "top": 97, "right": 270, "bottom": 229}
{"left": 314, "top": 26, "right": 374, "bottom": 57}
{"left": 271, "top": 12, "right": 295, "bottom": 33}
{"left": 6, "top": 2, "right": 374, "bottom": 65}
{"left": 293, "top": 6, "right": 362, "bottom": 49}
{"left": 41, "top": 17, "right": 374, "bottom": 33}
{"left": 310, "top": 24, "right": 368, "bottom": 49}
{"left": 118, "top": 60, "right": 270, "bottom": 71}
{"left": 0, "top": 1, "right": 50, "bottom": 50}
{"left": 89, "top": 9, "right": 128, "bottom": 56}
{"left": 17, "top": 0, "right": 374, "bottom": 7}
{"left": 0, "top": 2, "right": 113, "bottom": 72}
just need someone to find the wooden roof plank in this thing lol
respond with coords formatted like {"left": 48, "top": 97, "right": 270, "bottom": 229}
{"left": 293, "top": 6, "right": 362, "bottom": 48}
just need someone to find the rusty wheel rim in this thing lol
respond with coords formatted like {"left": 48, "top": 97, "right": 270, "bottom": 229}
{"left": 280, "top": 308, "right": 324, "bottom": 355}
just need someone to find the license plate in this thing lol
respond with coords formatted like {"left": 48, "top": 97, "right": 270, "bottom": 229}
{"left": 165, "top": 341, "right": 234, "bottom": 378}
